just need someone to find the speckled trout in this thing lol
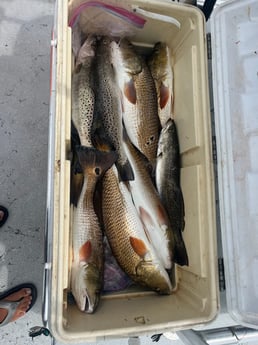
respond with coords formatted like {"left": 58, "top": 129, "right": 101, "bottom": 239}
{"left": 71, "top": 35, "right": 96, "bottom": 147}
{"left": 102, "top": 165, "right": 172, "bottom": 294}
{"left": 92, "top": 36, "right": 134, "bottom": 181}
{"left": 110, "top": 38, "right": 161, "bottom": 168}
{"left": 71, "top": 147, "right": 118, "bottom": 313}
{"left": 156, "top": 119, "right": 188, "bottom": 266}
{"left": 148, "top": 42, "right": 174, "bottom": 128}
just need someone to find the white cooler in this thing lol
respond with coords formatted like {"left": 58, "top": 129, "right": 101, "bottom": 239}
{"left": 42, "top": 0, "right": 258, "bottom": 343}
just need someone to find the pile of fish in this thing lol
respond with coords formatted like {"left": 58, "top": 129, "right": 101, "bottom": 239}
{"left": 70, "top": 35, "right": 188, "bottom": 314}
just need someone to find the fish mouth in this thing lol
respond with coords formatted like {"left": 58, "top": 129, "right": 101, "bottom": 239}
{"left": 82, "top": 290, "right": 100, "bottom": 314}
{"left": 134, "top": 261, "right": 172, "bottom": 295}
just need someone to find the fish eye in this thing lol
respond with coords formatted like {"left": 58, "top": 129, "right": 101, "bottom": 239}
{"left": 95, "top": 167, "right": 101, "bottom": 175}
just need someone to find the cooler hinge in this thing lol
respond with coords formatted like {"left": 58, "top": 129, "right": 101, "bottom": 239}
{"left": 207, "top": 33, "right": 212, "bottom": 60}
{"left": 218, "top": 257, "right": 226, "bottom": 291}
{"left": 212, "top": 135, "right": 217, "bottom": 164}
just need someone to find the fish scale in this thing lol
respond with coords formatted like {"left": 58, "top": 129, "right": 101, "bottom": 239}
{"left": 133, "top": 64, "right": 160, "bottom": 160}
{"left": 72, "top": 176, "right": 102, "bottom": 266}
{"left": 102, "top": 168, "right": 140, "bottom": 273}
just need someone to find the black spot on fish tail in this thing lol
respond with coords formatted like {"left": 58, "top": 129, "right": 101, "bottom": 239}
{"left": 116, "top": 159, "right": 134, "bottom": 182}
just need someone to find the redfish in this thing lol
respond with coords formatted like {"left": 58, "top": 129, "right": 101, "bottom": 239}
{"left": 71, "top": 147, "right": 117, "bottom": 313}
{"left": 110, "top": 38, "right": 161, "bottom": 168}
{"left": 102, "top": 165, "right": 172, "bottom": 294}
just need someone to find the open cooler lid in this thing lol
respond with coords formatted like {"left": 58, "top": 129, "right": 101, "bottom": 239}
{"left": 211, "top": 0, "right": 258, "bottom": 328}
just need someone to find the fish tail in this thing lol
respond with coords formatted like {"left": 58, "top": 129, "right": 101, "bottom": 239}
{"left": 116, "top": 159, "right": 134, "bottom": 182}
{"left": 93, "top": 127, "right": 134, "bottom": 181}
{"left": 92, "top": 127, "right": 115, "bottom": 152}
{"left": 76, "top": 146, "right": 118, "bottom": 176}
{"left": 173, "top": 233, "right": 189, "bottom": 266}
{"left": 71, "top": 120, "right": 81, "bottom": 146}
{"left": 167, "top": 263, "right": 176, "bottom": 289}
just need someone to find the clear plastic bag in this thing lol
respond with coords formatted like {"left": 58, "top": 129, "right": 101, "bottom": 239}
{"left": 68, "top": 0, "right": 146, "bottom": 38}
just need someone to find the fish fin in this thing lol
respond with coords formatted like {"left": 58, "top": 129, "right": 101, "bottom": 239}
{"left": 76, "top": 146, "right": 118, "bottom": 176}
{"left": 73, "top": 158, "right": 83, "bottom": 174}
{"left": 174, "top": 241, "right": 189, "bottom": 266}
{"left": 173, "top": 236, "right": 189, "bottom": 266}
{"left": 93, "top": 179, "right": 104, "bottom": 228}
{"left": 139, "top": 206, "right": 155, "bottom": 228}
{"left": 171, "top": 185, "right": 185, "bottom": 231}
{"left": 156, "top": 204, "right": 169, "bottom": 226}
{"left": 124, "top": 79, "right": 137, "bottom": 104}
{"left": 179, "top": 188, "right": 186, "bottom": 231}
{"left": 139, "top": 207, "right": 155, "bottom": 243}
{"left": 79, "top": 240, "right": 92, "bottom": 262}
{"left": 116, "top": 160, "right": 134, "bottom": 182}
{"left": 130, "top": 237, "right": 149, "bottom": 258}
{"left": 159, "top": 82, "right": 170, "bottom": 109}
{"left": 70, "top": 150, "right": 84, "bottom": 206}
{"left": 70, "top": 172, "right": 84, "bottom": 207}
{"left": 71, "top": 120, "right": 81, "bottom": 146}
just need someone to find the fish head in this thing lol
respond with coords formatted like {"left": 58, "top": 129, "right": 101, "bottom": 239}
{"left": 72, "top": 262, "right": 102, "bottom": 313}
{"left": 158, "top": 119, "right": 177, "bottom": 156}
{"left": 75, "top": 35, "right": 97, "bottom": 70}
{"left": 96, "top": 36, "right": 113, "bottom": 64}
{"left": 98, "top": 36, "right": 113, "bottom": 55}
{"left": 135, "top": 260, "right": 172, "bottom": 295}
{"left": 148, "top": 42, "right": 170, "bottom": 80}
{"left": 110, "top": 39, "right": 142, "bottom": 76}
